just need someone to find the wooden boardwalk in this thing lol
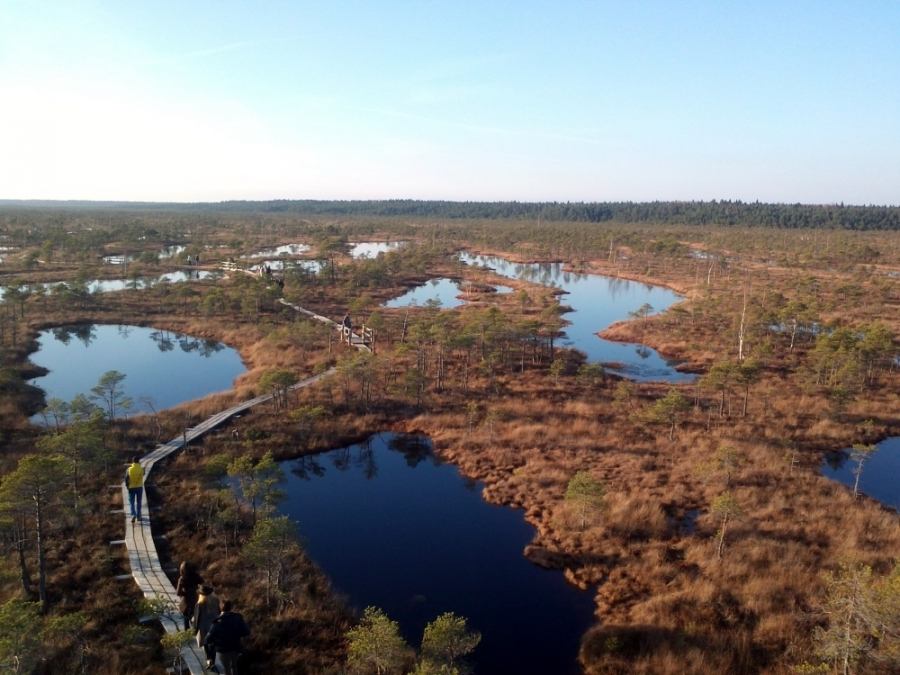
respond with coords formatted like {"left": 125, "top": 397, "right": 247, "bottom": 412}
{"left": 120, "top": 302, "right": 366, "bottom": 673}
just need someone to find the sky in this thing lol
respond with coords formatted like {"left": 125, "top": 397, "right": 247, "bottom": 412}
{"left": 1, "top": 1, "right": 898, "bottom": 204}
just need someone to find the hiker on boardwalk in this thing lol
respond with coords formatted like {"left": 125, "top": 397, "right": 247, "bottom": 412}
{"left": 125, "top": 457, "right": 144, "bottom": 523}
{"left": 176, "top": 561, "right": 204, "bottom": 631}
{"left": 342, "top": 313, "right": 352, "bottom": 331}
{"left": 192, "top": 584, "right": 221, "bottom": 669}
{"left": 205, "top": 599, "right": 251, "bottom": 675}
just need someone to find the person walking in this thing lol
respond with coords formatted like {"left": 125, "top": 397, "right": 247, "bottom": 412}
{"left": 192, "top": 584, "right": 221, "bottom": 669}
{"left": 176, "top": 561, "right": 204, "bottom": 631}
{"left": 205, "top": 599, "right": 251, "bottom": 675}
{"left": 125, "top": 457, "right": 144, "bottom": 524}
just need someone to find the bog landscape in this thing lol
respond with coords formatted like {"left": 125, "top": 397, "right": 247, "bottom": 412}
{"left": 2, "top": 200, "right": 900, "bottom": 674}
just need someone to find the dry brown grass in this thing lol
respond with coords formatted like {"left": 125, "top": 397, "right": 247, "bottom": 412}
{"left": 5, "top": 230, "right": 900, "bottom": 673}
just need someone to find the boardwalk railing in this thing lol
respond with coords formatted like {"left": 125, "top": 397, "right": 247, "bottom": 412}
{"left": 120, "top": 301, "right": 367, "bottom": 674}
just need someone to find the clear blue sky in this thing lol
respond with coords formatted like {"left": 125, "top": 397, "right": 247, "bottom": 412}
{"left": 1, "top": 1, "right": 898, "bottom": 204}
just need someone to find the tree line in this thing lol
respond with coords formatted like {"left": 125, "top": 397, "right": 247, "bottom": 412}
{"left": 4, "top": 199, "right": 900, "bottom": 230}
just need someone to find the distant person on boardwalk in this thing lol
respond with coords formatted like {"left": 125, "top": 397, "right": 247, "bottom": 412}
{"left": 176, "top": 561, "right": 204, "bottom": 631}
{"left": 196, "top": 253, "right": 201, "bottom": 266}
{"left": 192, "top": 584, "right": 221, "bottom": 669}
{"left": 187, "top": 255, "right": 193, "bottom": 266}
{"left": 205, "top": 599, "right": 251, "bottom": 675}
{"left": 125, "top": 457, "right": 144, "bottom": 524}
{"left": 342, "top": 313, "right": 352, "bottom": 331}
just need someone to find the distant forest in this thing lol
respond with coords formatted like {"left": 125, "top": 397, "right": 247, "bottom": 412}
{"left": 2, "top": 199, "right": 900, "bottom": 230}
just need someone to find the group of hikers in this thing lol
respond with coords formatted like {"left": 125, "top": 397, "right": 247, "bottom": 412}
{"left": 126, "top": 459, "right": 251, "bottom": 674}
{"left": 186, "top": 254, "right": 201, "bottom": 266}
{"left": 177, "top": 561, "right": 251, "bottom": 674}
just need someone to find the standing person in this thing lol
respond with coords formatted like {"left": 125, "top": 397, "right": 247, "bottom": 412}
{"left": 342, "top": 313, "right": 352, "bottom": 332}
{"left": 176, "top": 561, "right": 204, "bottom": 631}
{"left": 125, "top": 457, "right": 144, "bottom": 524}
{"left": 205, "top": 599, "right": 251, "bottom": 675}
{"left": 193, "top": 585, "right": 221, "bottom": 669}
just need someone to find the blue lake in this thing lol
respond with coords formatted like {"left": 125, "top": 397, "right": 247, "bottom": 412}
{"left": 28, "top": 324, "right": 246, "bottom": 416}
{"left": 279, "top": 434, "right": 596, "bottom": 675}
{"left": 823, "top": 438, "right": 900, "bottom": 510}
{"left": 460, "top": 253, "right": 692, "bottom": 382}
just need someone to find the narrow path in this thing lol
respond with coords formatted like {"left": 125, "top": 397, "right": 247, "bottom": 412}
{"left": 120, "top": 302, "right": 367, "bottom": 673}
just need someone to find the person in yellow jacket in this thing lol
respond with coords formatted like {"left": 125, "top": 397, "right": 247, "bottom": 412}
{"left": 126, "top": 457, "right": 144, "bottom": 523}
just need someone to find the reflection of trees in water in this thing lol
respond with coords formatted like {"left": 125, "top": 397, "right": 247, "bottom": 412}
{"left": 298, "top": 433, "right": 435, "bottom": 481}
{"left": 291, "top": 455, "right": 327, "bottom": 481}
{"left": 52, "top": 324, "right": 96, "bottom": 347}
{"left": 176, "top": 334, "right": 225, "bottom": 357}
{"left": 825, "top": 450, "right": 850, "bottom": 471}
{"left": 635, "top": 346, "right": 651, "bottom": 359}
{"left": 149, "top": 330, "right": 175, "bottom": 352}
{"left": 148, "top": 330, "right": 223, "bottom": 356}
{"left": 387, "top": 434, "right": 432, "bottom": 468}
{"left": 117, "top": 325, "right": 133, "bottom": 339}
{"left": 331, "top": 446, "right": 352, "bottom": 472}
{"left": 604, "top": 277, "right": 631, "bottom": 302}
{"left": 356, "top": 438, "right": 378, "bottom": 480}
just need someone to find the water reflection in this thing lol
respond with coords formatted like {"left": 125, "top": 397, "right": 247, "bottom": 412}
{"left": 243, "top": 243, "right": 310, "bottom": 258}
{"left": 824, "top": 450, "right": 849, "bottom": 471}
{"left": 384, "top": 278, "right": 513, "bottom": 309}
{"left": 459, "top": 253, "right": 693, "bottom": 382}
{"left": 291, "top": 455, "right": 327, "bottom": 481}
{"left": 350, "top": 241, "right": 406, "bottom": 258}
{"left": 143, "top": 329, "right": 225, "bottom": 357}
{"left": 822, "top": 438, "right": 900, "bottom": 510}
{"left": 29, "top": 324, "right": 245, "bottom": 415}
{"left": 51, "top": 324, "right": 97, "bottom": 347}
{"left": 159, "top": 245, "right": 186, "bottom": 259}
{"left": 278, "top": 433, "right": 596, "bottom": 675}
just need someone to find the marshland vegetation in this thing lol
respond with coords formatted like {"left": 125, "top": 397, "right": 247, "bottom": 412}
{"left": 1, "top": 201, "right": 900, "bottom": 673}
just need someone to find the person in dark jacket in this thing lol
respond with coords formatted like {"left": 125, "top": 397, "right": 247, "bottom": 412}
{"left": 175, "top": 561, "right": 204, "bottom": 631}
{"left": 205, "top": 599, "right": 251, "bottom": 675}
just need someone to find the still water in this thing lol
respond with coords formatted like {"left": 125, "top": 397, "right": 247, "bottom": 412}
{"left": 28, "top": 324, "right": 245, "bottom": 414}
{"left": 350, "top": 241, "right": 406, "bottom": 258}
{"left": 86, "top": 270, "right": 212, "bottom": 293}
{"left": 460, "top": 253, "right": 692, "bottom": 382}
{"left": 279, "top": 433, "right": 595, "bottom": 675}
{"left": 823, "top": 438, "right": 900, "bottom": 510}
{"left": 243, "top": 243, "right": 310, "bottom": 258}
{"left": 0, "top": 271, "right": 212, "bottom": 300}
{"left": 384, "top": 278, "right": 513, "bottom": 309}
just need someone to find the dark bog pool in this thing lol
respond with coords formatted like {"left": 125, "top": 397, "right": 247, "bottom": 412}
{"left": 823, "top": 437, "right": 900, "bottom": 510}
{"left": 279, "top": 433, "right": 595, "bottom": 675}
{"left": 28, "top": 324, "right": 246, "bottom": 415}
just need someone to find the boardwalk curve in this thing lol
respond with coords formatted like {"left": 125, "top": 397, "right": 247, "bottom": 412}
{"left": 120, "top": 302, "right": 368, "bottom": 673}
